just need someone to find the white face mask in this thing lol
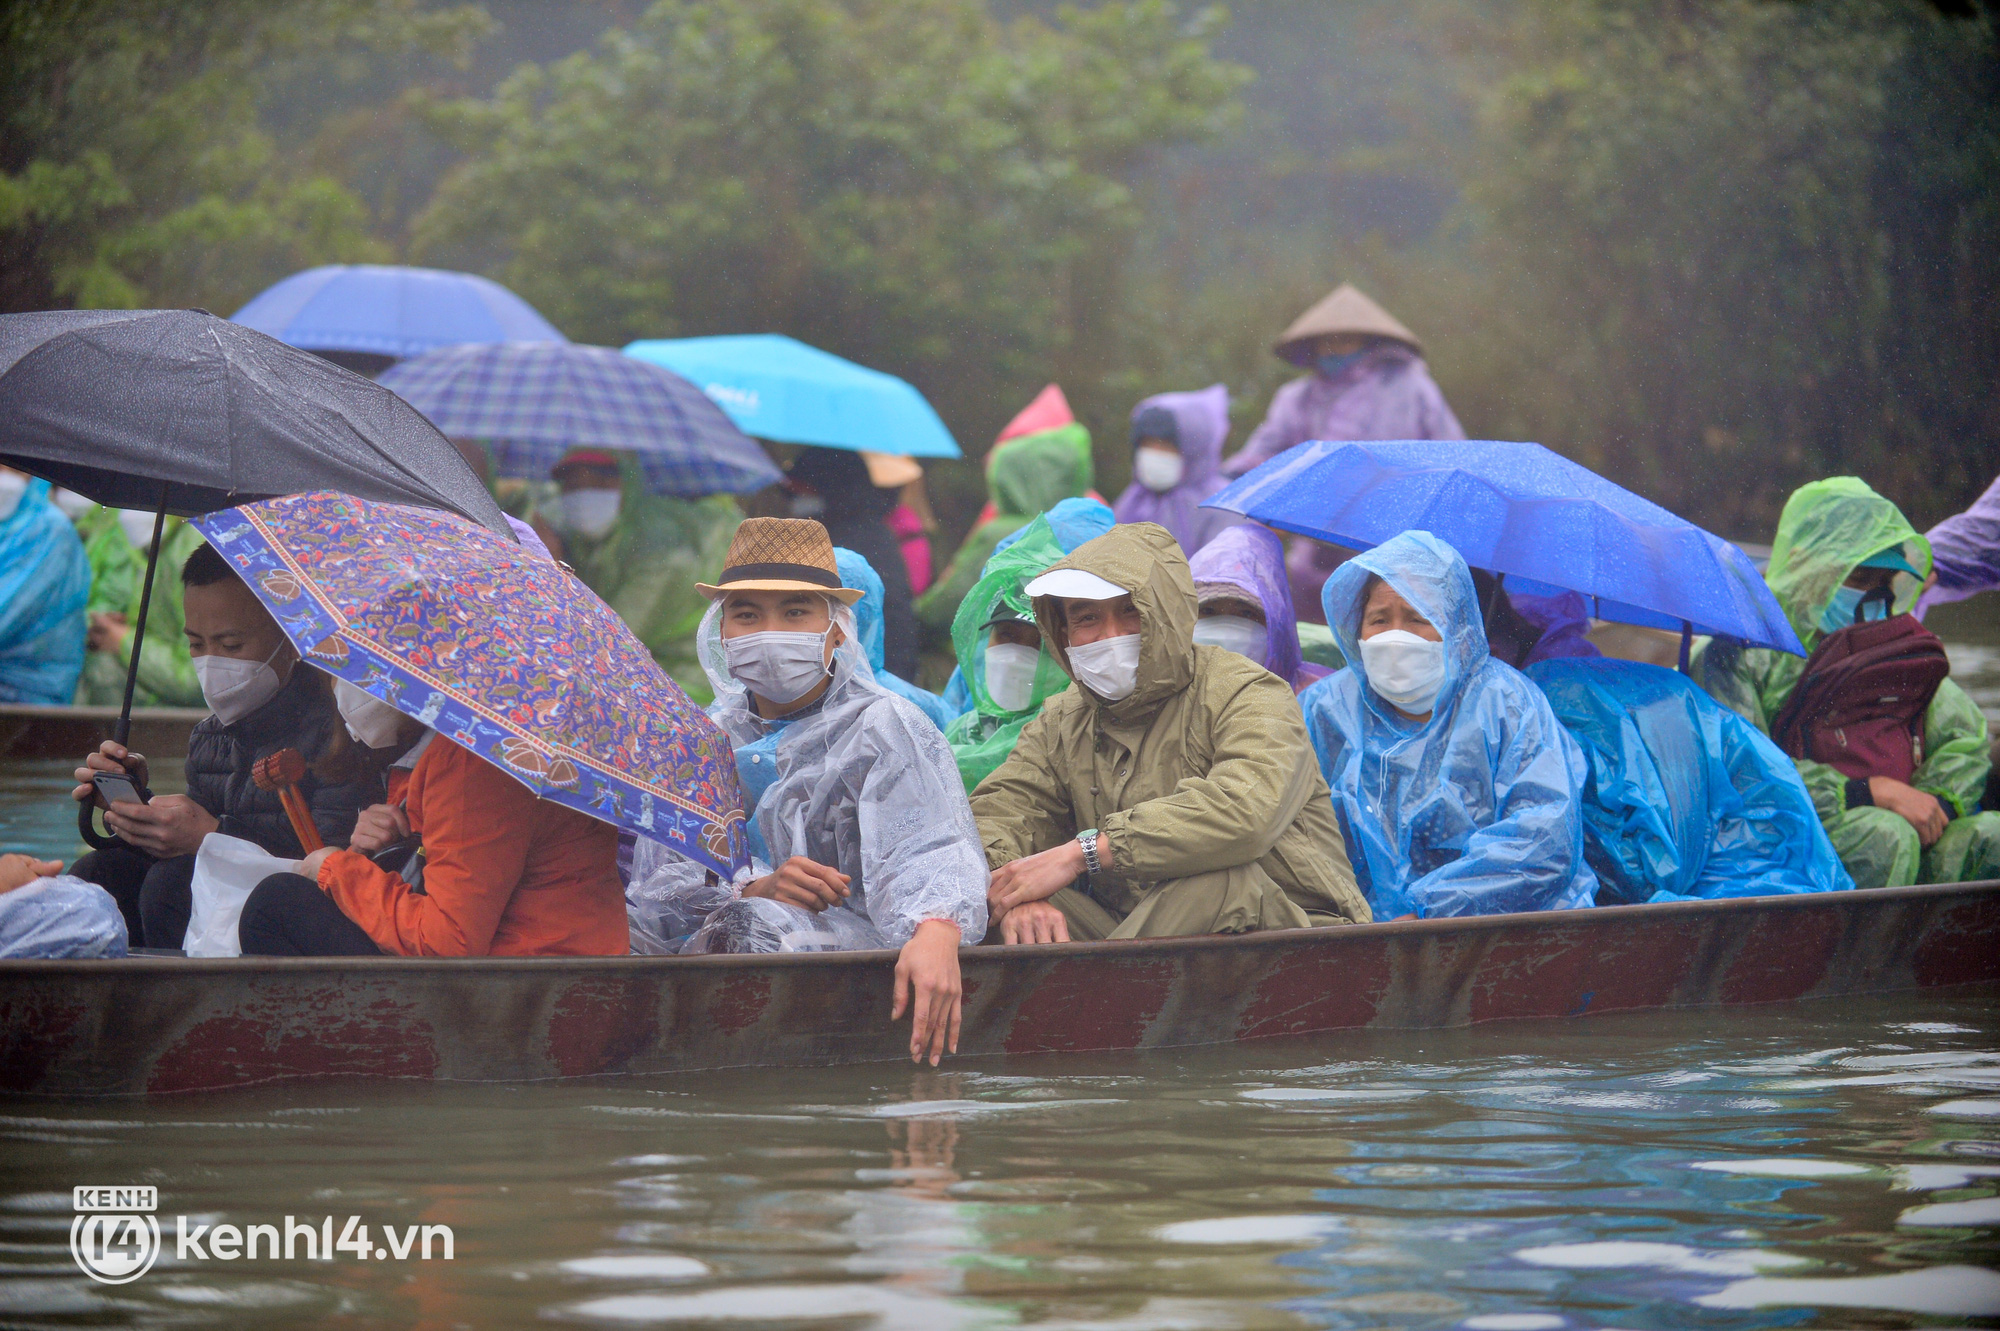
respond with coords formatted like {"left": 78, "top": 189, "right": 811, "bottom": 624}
{"left": 560, "top": 487, "right": 622, "bottom": 538}
{"left": 1359, "top": 628, "right": 1446, "bottom": 716}
{"left": 193, "top": 644, "right": 288, "bottom": 725}
{"left": 1132, "top": 448, "right": 1185, "bottom": 494}
{"left": 117, "top": 508, "right": 160, "bottom": 550}
{"left": 335, "top": 679, "right": 406, "bottom": 749}
{"left": 50, "top": 487, "right": 94, "bottom": 521}
{"left": 983, "top": 643, "right": 1043, "bottom": 713}
{"left": 1066, "top": 632, "right": 1142, "bottom": 702}
{"left": 1193, "top": 614, "right": 1268, "bottom": 664}
{"left": 726, "top": 629, "right": 834, "bottom": 706}
{"left": 0, "top": 472, "right": 26, "bottom": 523}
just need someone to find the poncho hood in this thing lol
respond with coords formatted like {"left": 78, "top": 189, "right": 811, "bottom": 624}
{"left": 987, "top": 423, "right": 1094, "bottom": 519}
{"left": 1188, "top": 522, "right": 1305, "bottom": 687}
{"left": 1323, "top": 530, "right": 1487, "bottom": 728}
{"left": 1766, "top": 477, "right": 1932, "bottom": 646}
{"left": 1032, "top": 521, "right": 1198, "bottom": 724}
{"left": 1111, "top": 384, "right": 1240, "bottom": 555}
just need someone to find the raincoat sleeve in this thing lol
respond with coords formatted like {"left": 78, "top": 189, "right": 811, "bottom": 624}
{"left": 1913, "top": 679, "right": 1992, "bottom": 820}
{"left": 1922, "top": 474, "right": 2000, "bottom": 602}
{"left": 317, "top": 741, "right": 534, "bottom": 956}
{"left": 1401, "top": 687, "right": 1596, "bottom": 918}
{"left": 1093, "top": 669, "right": 1320, "bottom": 886}
{"left": 852, "top": 698, "right": 990, "bottom": 946}
{"left": 1223, "top": 379, "right": 1311, "bottom": 478}
{"left": 970, "top": 703, "right": 1082, "bottom": 866}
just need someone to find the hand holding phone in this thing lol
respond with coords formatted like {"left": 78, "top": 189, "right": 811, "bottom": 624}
{"left": 92, "top": 772, "right": 147, "bottom": 808}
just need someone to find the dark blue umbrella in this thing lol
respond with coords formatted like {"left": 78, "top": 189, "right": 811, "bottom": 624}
{"left": 378, "top": 342, "right": 781, "bottom": 497}
{"left": 232, "top": 264, "right": 565, "bottom": 360}
{"left": 1203, "top": 439, "right": 1803, "bottom": 654}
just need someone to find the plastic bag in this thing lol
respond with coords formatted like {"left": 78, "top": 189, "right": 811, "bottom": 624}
{"left": 0, "top": 876, "right": 128, "bottom": 959}
{"left": 627, "top": 835, "right": 765, "bottom": 955}
{"left": 684, "top": 897, "right": 890, "bottom": 954}
{"left": 186, "top": 833, "right": 299, "bottom": 958}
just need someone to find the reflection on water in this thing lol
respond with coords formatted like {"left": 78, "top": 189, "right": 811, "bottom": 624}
{"left": 0, "top": 992, "right": 1994, "bottom": 1328}
{"left": 0, "top": 756, "right": 184, "bottom": 867}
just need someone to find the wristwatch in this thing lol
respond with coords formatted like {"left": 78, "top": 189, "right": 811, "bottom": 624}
{"left": 1077, "top": 828, "right": 1101, "bottom": 879}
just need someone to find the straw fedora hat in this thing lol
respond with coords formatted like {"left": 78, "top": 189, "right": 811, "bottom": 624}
{"left": 1273, "top": 283, "right": 1422, "bottom": 364}
{"left": 696, "top": 517, "right": 866, "bottom": 603}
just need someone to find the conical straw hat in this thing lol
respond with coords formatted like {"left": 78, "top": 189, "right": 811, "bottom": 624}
{"left": 1273, "top": 284, "right": 1421, "bottom": 363}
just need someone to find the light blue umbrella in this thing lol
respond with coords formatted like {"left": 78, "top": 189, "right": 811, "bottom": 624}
{"left": 232, "top": 265, "right": 565, "bottom": 359}
{"left": 1204, "top": 438, "right": 1802, "bottom": 655}
{"left": 623, "top": 334, "right": 960, "bottom": 458}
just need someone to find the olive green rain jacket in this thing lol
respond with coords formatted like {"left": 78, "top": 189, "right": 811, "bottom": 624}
{"left": 73, "top": 505, "right": 206, "bottom": 708}
{"left": 971, "top": 522, "right": 1369, "bottom": 935}
{"left": 1692, "top": 477, "right": 1997, "bottom": 887}
{"left": 540, "top": 464, "right": 740, "bottom": 704}
{"left": 916, "top": 424, "right": 1094, "bottom": 636}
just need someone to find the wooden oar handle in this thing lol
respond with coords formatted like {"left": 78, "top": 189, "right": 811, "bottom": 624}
{"left": 252, "top": 749, "right": 323, "bottom": 854}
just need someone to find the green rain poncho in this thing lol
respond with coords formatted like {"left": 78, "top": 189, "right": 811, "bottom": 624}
{"left": 541, "top": 464, "right": 740, "bottom": 704}
{"left": 1693, "top": 477, "right": 1998, "bottom": 888}
{"left": 73, "top": 505, "right": 206, "bottom": 708}
{"left": 916, "top": 424, "right": 1093, "bottom": 637}
{"left": 943, "top": 516, "right": 1075, "bottom": 791}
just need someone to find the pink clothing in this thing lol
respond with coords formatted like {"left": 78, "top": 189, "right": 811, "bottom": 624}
{"left": 1226, "top": 345, "right": 1466, "bottom": 621}
{"left": 888, "top": 505, "right": 933, "bottom": 595}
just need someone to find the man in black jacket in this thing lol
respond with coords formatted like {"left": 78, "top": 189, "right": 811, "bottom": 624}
{"left": 71, "top": 544, "right": 371, "bottom": 948}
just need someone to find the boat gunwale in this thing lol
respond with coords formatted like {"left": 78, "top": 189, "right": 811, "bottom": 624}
{"left": 2, "top": 878, "right": 1992, "bottom": 978}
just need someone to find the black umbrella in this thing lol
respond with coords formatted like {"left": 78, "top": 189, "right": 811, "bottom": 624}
{"left": 0, "top": 308, "right": 512, "bottom": 849}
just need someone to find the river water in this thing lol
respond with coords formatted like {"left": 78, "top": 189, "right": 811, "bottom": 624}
{"left": 0, "top": 990, "right": 1996, "bottom": 1328}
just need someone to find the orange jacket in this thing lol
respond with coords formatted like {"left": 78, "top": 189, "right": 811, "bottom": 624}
{"left": 317, "top": 736, "right": 626, "bottom": 957}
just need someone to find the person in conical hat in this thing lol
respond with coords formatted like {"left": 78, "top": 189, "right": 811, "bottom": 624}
{"left": 1221, "top": 284, "right": 1467, "bottom": 623}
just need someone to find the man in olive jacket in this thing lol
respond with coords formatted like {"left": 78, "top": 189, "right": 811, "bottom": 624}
{"left": 971, "top": 522, "right": 1368, "bottom": 943}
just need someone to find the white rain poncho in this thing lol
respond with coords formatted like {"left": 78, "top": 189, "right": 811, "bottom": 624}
{"left": 627, "top": 596, "right": 988, "bottom": 954}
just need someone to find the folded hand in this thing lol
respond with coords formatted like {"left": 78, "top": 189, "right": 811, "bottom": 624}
{"left": 745, "top": 856, "right": 850, "bottom": 912}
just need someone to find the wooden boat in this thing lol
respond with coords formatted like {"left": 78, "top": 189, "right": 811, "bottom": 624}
{"left": 0, "top": 703, "right": 208, "bottom": 762}
{"left": 1, "top": 880, "right": 1993, "bottom": 1096}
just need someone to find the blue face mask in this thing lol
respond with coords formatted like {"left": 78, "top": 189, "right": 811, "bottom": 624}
{"left": 1820, "top": 583, "right": 1892, "bottom": 634}
{"left": 1316, "top": 349, "right": 1369, "bottom": 380}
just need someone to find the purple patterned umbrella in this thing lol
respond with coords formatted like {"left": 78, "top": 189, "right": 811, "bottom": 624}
{"left": 378, "top": 341, "right": 780, "bottom": 497}
{"left": 194, "top": 491, "right": 747, "bottom": 875}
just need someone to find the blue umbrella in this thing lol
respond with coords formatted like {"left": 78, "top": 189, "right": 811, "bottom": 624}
{"left": 378, "top": 342, "right": 780, "bottom": 497}
{"left": 623, "top": 334, "right": 960, "bottom": 459}
{"left": 232, "top": 264, "right": 565, "bottom": 359}
{"left": 1203, "top": 439, "right": 1803, "bottom": 655}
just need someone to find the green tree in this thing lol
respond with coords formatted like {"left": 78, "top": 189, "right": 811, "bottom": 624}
{"left": 410, "top": 0, "right": 1245, "bottom": 518}
{"left": 0, "top": 0, "right": 488, "bottom": 313}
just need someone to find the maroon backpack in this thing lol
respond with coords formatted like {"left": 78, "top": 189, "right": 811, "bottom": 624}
{"left": 1770, "top": 613, "right": 1949, "bottom": 782}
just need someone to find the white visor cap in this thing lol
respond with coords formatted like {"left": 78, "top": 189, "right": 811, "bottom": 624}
{"left": 1024, "top": 568, "right": 1129, "bottom": 602}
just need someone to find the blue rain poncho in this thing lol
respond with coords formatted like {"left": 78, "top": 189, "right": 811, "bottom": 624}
{"left": 0, "top": 477, "right": 89, "bottom": 705}
{"left": 1525, "top": 659, "right": 1854, "bottom": 905}
{"left": 626, "top": 596, "right": 989, "bottom": 954}
{"left": 940, "top": 497, "right": 1116, "bottom": 717}
{"left": 836, "top": 548, "right": 955, "bottom": 732}
{"left": 1301, "top": 531, "right": 1597, "bottom": 919}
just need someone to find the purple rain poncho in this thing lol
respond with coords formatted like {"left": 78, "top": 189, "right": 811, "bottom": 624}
{"left": 1916, "top": 473, "right": 2000, "bottom": 619}
{"left": 1112, "top": 384, "right": 1245, "bottom": 557}
{"left": 1187, "top": 522, "right": 1331, "bottom": 693}
{"left": 1222, "top": 345, "right": 1466, "bottom": 622}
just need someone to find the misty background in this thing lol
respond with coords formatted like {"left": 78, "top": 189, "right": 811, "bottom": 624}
{"left": 5, "top": 0, "right": 1995, "bottom": 548}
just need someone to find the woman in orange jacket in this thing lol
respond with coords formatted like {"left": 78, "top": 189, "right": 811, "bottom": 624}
{"left": 236, "top": 676, "right": 627, "bottom": 957}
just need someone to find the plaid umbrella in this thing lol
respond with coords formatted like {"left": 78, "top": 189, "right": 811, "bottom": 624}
{"left": 379, "top": 342, "right": 781, "bottom": 498}
{"left": 195, "top": 491, "right": 749, "bottom": 875}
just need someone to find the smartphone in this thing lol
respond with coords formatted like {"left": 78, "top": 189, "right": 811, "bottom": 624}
{"left": 92, "top": 772, "right": 147, "bottom": 807}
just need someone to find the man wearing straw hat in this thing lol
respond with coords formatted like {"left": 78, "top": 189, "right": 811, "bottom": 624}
{"left": 1222, "top": 284, "right": 1467, "bottom": 619}
{"left": 625, "top": 517, "right": 988, "bottom": 1065}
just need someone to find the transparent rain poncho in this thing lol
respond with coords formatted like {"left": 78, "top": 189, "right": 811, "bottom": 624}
{"left": 0, "top": 876, "right": 128, "bottom": 959}
{"left": 627, "top": 594, "right": 988, "bottom": 954}
{"left": 1526, "top": 658, "right": 1853, "bottom": 904}
{"left": 942, "top": 515, "right": 1075, "bottom": 791}
{"left": 1301, "top": 530, "right": 1598, "bottom": 919}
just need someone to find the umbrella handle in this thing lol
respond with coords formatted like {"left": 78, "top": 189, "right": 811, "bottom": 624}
{"left": 79, "top": 799, "right": 122, "bottom": 851}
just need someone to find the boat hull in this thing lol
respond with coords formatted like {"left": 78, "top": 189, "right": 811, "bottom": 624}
{"left": 1, "top": 881, "right": 1993, "bottom": 1096}
{"left": 0, "top": 703, "right": 207, "bottom": 761}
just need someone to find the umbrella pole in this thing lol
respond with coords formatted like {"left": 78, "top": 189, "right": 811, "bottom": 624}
{"left": 79, "top": 482, "right": 169, "bottom": 851}
{"left": 1678, "top": 621, "right": 1693, "bottom": 675}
